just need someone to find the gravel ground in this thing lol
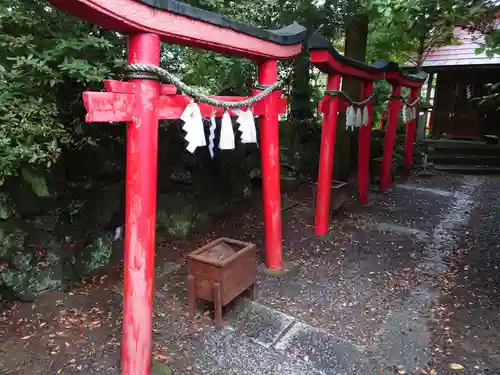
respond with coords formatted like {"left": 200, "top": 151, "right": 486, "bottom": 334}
{"left": 1, "top": 172, "right": 499, "bottom": 375}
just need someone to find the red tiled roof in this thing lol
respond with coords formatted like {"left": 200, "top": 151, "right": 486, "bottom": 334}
{"left": 420, "top": 27, "right": 500, "bottom": 68}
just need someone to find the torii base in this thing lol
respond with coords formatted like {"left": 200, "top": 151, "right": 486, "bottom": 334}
{"left": 264, "top": 261, "right": 298, "bottom": 277}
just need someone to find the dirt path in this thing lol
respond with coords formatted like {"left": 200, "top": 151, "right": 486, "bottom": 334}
{"left": 1, "top": 172, "right": 499, "bottom": 375}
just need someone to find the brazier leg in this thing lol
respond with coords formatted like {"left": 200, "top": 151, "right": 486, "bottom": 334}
{"left": 248, "top": 284, "right": 257, "bottom": 301}
{"left": 213, "top": 282, "right": 222, "bottom": 329}
{"left": 188, "top": 274, "right": 196, "bottom": 319}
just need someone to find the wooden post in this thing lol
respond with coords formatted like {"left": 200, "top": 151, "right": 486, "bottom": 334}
{"left": 357, "top": 80, "right": 374, "bottom": 204}
{"left": 403, "top": 87, "right": 420, "bottom": 176}
{"left": 314, "top": 74, "right": 341, "bottom": 236}
{"left": 258, "top": 60, "right": 283, "bottom": 271}
{"left": 418, "top": 73, "right": 433, "bottom": 141}
{"left": 122, "top": 33, "right": 160, "bottom": 375}
{"left": 380, "top": 85, "right": 401, "bottom": 192}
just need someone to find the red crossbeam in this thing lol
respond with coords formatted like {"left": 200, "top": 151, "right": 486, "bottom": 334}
{"left": 318, "top": 96, "right": 351, "bottom": 114}
{"left": 386, "top": 71, "right": 425, "bottom": 88}
{"left": 310, "top": 50, "right": 384, "bottom": 81}
{"left": 83, "top": 80, "right": 287, "bottom": 123}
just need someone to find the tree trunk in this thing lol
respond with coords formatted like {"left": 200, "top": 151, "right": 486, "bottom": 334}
{"left": 289, "top": 52, "right": 313, "bottom": 121}
{"left": 334, "top": 12, "right": 369, "bottom": 180}
{"left": 287, "top": 50, "right": 313, "bottom": 153}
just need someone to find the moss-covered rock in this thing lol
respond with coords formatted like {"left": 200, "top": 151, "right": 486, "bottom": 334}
{"left": 4, "top": 177, "right": 45, "bottom": 217}
{"left": 157, "top": 193, "right": 196, "bottom": 238}
{"left": 82, "top": 184, "right": 124, "bottom": 228}
{"left": 30, "top": 214, "right": 58, "bottom": 232}
{"left": 74, "top": 233, "right": 114, "bottom": 276}
{"left": 0, "top": 226, "right": 28, "bottom": 261}
{"left": 0, "top": 234, "right": 67, "bottom": 301}
{"left": 10, "top": 251, "right": 33, "bottom": 271}
{"left": 156, "top": 191, "right": 219, "bottom": 239}
{"left": 0, "top": 265, "right": 64, "bottom": 302}
{"left": 0, "top": 192, "right": 16, "bottom": 220}
{"left": 21, "top": 167, "right": 50, "bottom": 197}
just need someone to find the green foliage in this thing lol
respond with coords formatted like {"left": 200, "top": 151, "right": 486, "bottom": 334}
{"left": 365, "top": 0, "right": 498, "bottom": 69}
{"left": 20, "top": 167, "right": 49, "bottom": 197}
{"left": 0, "top": 0, "right": 125, "bottom": 180}
{"left": 477, "top": 82, "right": 500, "bottom": 110}
{"left": 172, "top": 0, "right": 349, "bottom": 99}
{"left": 74, "top": 233, "right": 114, "bottom": 276}
{"left": 365, "top": 0, "right": 461, "bottom": 67}
{"left": 460, "top": 0, "right": 499, "bottom": 56}
{"left": 463, "top": 0, "right": 500, "bottom": 106}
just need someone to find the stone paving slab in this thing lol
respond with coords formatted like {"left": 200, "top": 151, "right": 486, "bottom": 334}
{"left": 225, "top": 300, "right": 295, "bottom": 348}
{"left": 275, "top": 322, "right": 368, "bottom": 375}
{"left": 187, "top": 327, "right": 325, "bottom": 375}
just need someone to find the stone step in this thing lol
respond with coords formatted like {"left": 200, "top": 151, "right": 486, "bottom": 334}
{"left": 429, "top": 154, "right": 500, "bottom": 165}
{"left": 423, "top": 140, "right": 500, "bottom": 157}
{"left": 433, "top": 164, "right": 500, "bottom": 174}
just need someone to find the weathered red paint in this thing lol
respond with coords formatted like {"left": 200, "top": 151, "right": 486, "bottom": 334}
{"left": 403, "top": 87, "right": 420, "bottom": 176}
{"left": 357, "top": 81, "right": 374, "bottom": 205}
{"left": 84, "top": 84, "right": 287, "bottom": 122}
{"left": 122, "top": 33, "right": 160, "bottom": 375}
{"left": 427, "top": 110, "right": 433, "bottom": 135}
{"left": 380, "top": 85, "right": 402, "bottom": 192}
{"left": 310, "top": 50, "right": 384, "bottom": 81}
{"left": 257, "top": 60, "right": 283, "bottom": 270}
{"left": 318, "top": 99, "right": 350, "bottom": 114}
{"left": 385, "top": 71, "right": 425, "bottom": 88}
{"left": 47, "top": 0, "right": 302, "bottom": 60}
{"left": 314, "top": 74, "right": 341, "bottom": 236}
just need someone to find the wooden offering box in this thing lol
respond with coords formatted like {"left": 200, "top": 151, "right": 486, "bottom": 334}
{"left": 312, "top": 180, "right": 348, "bottom": 216}
{"left": 187, "top": 238, "right": 256, "bottom": 328}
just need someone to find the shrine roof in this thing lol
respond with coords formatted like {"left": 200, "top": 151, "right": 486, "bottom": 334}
{"left": 416, "top": 26, "right": 500, "bottom": 69}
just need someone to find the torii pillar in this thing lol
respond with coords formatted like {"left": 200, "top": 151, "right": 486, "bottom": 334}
{"left": 380, "top": 67, "right": 427, "bottom": 192}
{"left": 357, "top": 80, "right": 375, "bottom": 204}
{"left": 403, "top": 87, "right": 421, "bottom": 176}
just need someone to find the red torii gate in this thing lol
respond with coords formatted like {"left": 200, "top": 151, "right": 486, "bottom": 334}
{"left": 47, "top": 0, "right": 306, "bottom": 374}
{"left": 380, "top": 63, "right": 427, "bottom": 192}
{"left": 308, "top": 32, "right": 384, "bottom": 236}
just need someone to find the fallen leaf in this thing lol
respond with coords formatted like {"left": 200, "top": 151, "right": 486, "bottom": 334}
{"left": 449, "top": 363, "right": 464, "bottom": 371}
